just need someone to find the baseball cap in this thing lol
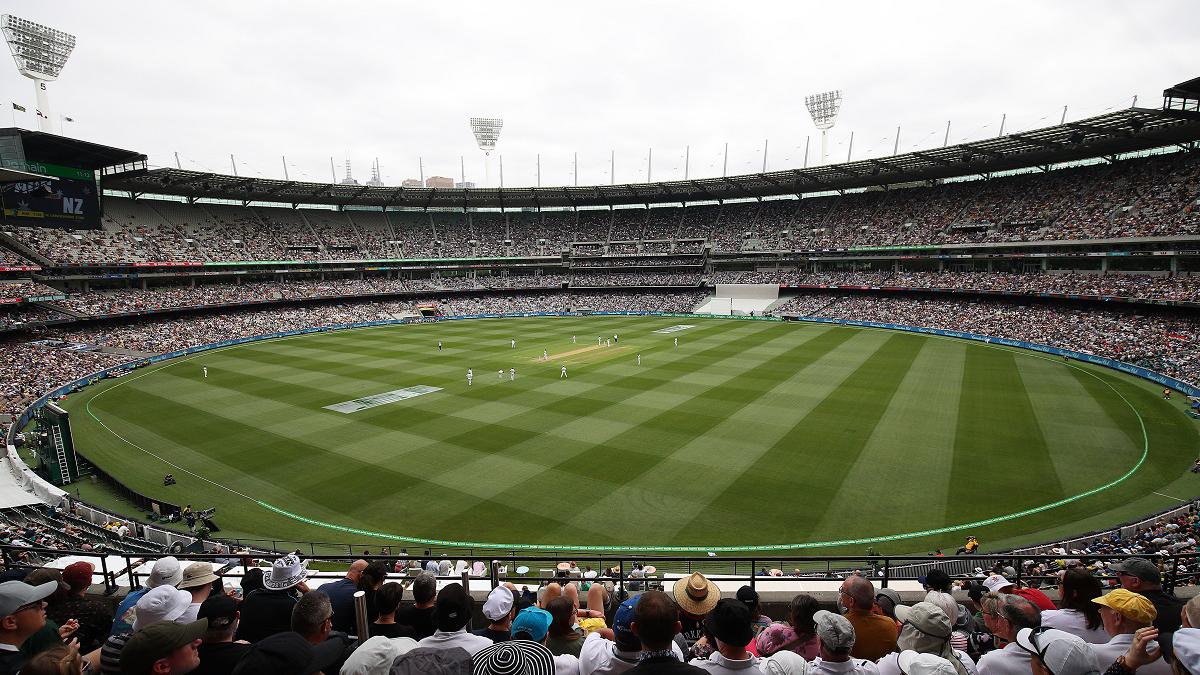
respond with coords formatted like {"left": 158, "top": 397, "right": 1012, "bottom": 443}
{"left": 0, "top": 580, "right": 57, "bottom": 617}
{"left": 737, "top": 585, "right": 760, "bottom": 609}
{"left": 762, "top": 650, "right": 811, "bottom": 675}
{"left": 197, "top": 594, "right": 238, "bottom": 630}
{"left": 1092, "top": 589, "right": 1157, "bottom": 625}
{"left": 813, "top": 610, "right": 855, "bottom": 653}
{"left": 511, "top": 606, "right": 553, "bottom": 642}
{"left": 119, "top": 618, "right": 207, "bottom": 675}
{"left": 706, "top": 598, "right": 754, "bottom": 648}
{"left": 176, "top": 562, "right": 219, "bottom": 590}
{"left": 983, "top": 575, "right": 1015, "bottom": 593}
{"left": 1108, "top": 558, "right": 1161, "bottom": 584}
{"left": 483, "top": 585, "right": 516, "bottom": 621}
{"left": 1015, "top": 627, "right": 1100, "bottom": 675}
{"left": 898, "top": 651, "right": 960, "bottom": 675}
{"left": 612, "top": 594, "right": 641, "bottom": 651}
{"left": 62, "top": 561, "right": 95, "bottom": 589}
{"left": 146, "top": 557, "right": 184, "bottom": 589}
{"left": 132, "top": 585, "right": 193, "bottom": 631}
{"left": 433, "top": 582, "right": 473, "bottom": 632}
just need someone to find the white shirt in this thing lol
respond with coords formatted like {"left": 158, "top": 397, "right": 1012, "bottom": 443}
{"left": 556, "top": 653, "right": 581, "bottom": 675}
{"left": 578, "top": 632, "right": 685, "bottom": 675}
{"left": 877, "top": 650, "right": 977, "bottom": 675}
{"left": 693, "top": 650, "right": 767, "bottom": 674}
{"left": 177, "top": 602, "right": 201, "bottom": 624}
{"left": 1090, "top": 633, "right": 1170, "bottom": 675}
{"left": 977, "top": 642, "right": 1032, "bottom": 675}
{"left": 810, "top": 656, "right": 881, "bottom": 675}
{"left": 416, "top": 628, "right": 493, "bottom": 656}
{"left": 1039, "top": 609, "right": 1110, "bottom": 644}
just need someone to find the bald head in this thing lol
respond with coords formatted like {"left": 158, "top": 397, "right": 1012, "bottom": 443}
{"left": 538, "top": 582, "right": 562, "bottom": 608}
{"left": 346, "top": 559, "right": 368, "bottom": 582}
{"left": 563, "top": 582, "right": 580, "bottom": 610}
{"left": 841, "top": 575, "right": 875, "bottom": 610}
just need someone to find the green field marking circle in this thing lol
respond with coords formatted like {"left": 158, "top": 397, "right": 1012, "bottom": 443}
{"left": 82, "top": 318, "right": 1152, "bottom": 552}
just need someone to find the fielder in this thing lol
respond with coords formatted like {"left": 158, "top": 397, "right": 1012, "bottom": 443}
{"left": 437, "top": 340, "right": 443, "bottom": 350}
{"left": 560, "top": 365, "right": 568, "bottom": 379}
{"left": 498, "top": 369, "right": 504, "bottom": 380}
{"left": 613, "top": 334, "right": 619, "bottom": 343}
{"left": 202, "top": 366, "right": 208, "bottom": 378}
{"left": 597, "top": 336, "right": 602, "bottom": 346}
{"left": 606, "top": 338, "right": 611, "bottom": 347}
{"left": 637, "top": 354, "right": 641, "bottom": 366}
{"left": 509, "top": 367, "right": 516, "bottom": 381}
{"left": 543, "top": 349, "right": 548, "bottom": 360}
{"left": 674, "top": 337, "right": 678, "bottom": 348}
{"left": 466, "top": 368, "right": 473, "bottom": 386}
{"left": 511, "top": 339, "right": 516, "bottom": 349}
{"left": 572, "top": 335, "right": 576, "bottom": 344}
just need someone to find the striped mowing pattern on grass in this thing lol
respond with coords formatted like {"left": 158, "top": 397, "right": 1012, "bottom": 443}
{"left": 64, "top": 316, "right": 1198, "bottom": 554}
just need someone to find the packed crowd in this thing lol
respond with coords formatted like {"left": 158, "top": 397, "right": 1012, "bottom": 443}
{"left": 4, "top": 150, "right": 1197, "bottom": 265}
{"left": 709, "top": 271, "right": 1200, "bottom": 302}
{"left": 771, "top": 294, "right": 1200, "bottom": 384}
{"left": 570, "top": 273, "right": 702, "bottom": 287}
{"left": 0, "top": 552, "right": 1196, "bottom": 675}
{"left": 0, "top": 282, "right": 61, "bottom": 302}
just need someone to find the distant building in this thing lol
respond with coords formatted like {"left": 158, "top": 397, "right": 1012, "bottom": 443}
{"left": 425, "top": 176, "right": 454, "bottom": 188}
{"left": 455, "top": 181, "right": 476, "bottom": 189}
{"left": 401, "top": 179, "right": 423, "bottom": 187}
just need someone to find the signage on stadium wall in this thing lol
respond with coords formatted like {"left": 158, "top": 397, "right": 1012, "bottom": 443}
{"left": 0, "top": 266, "right": 39, "bottom": 272}
{"left": 23, "top": 295, "right": 65, "bottom": 302}
{"left": 127, "top": 262, "right": 204, "bottom": 268}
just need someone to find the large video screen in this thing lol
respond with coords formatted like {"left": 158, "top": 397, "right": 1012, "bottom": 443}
{"left": 1, "top": 177, "right": 101, "bottom": 229}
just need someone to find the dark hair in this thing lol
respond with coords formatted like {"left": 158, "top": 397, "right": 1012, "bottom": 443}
{"left": 546, "top": 596, "right": 579, "bottom": 640}
{"left": 241, "top": 568, "right": 265, "bottom": 596}
{"left": 1060, "top": 569, "right": 1103, "bottom": 631}
{"left": 376, "top": 582, "right": 404, "bottom": 617}
{"left": 789, "top": 594, "right": 820, "bottom": 638}
{"left": 358, "top": 561, "right": 389, "bottom": 592}
{"left": 633, "top": 590, "right": 679, "bottom": 650}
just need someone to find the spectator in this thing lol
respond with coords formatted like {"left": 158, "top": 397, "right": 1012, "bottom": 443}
{"left": 18, "top": 569, "right": 76, "bottom": 661}
{"left": 0, "top": 580, "right": 59, "bottom": 675}
{"left": 1107, "top": 558, "right": 1184, "bottom": 644}
{"left": 809, "top": 610, "right": 878, "bottom": 675}
{"left": 982, "top": 576, "right": 1055, "bottom": 613}
{"left": 977, "top": 593, "right": 1041, "bottom": 675}
{"left": 545, "top": 596, "right": 585, "bottom": 657}
{"left": 473, "top": 640, "right": 558, "bottom": 675}
{"left": 118, "top": 619, "right": 206, "bottom": 675}
{"left": 839, "top": 576, "right": 898, "bottom": 661}
{"left": 579, "top": 594, "right": 687, "bottom": 675}
{"left": 175, "top": 563, "right": 218, "bottom": 624}
{"left": 1012, "top": 628, "right": 1100, "bottom": 675}
{"left": 1090, "top": 590, "right": 1168, "bottom": 675}
{"left": 876, "top": 603, "right": 974, "bottom": 675}
{"left": 45, "top": 562, "right": 109, "bottom": 654}
{"left": 692, "top": 598, "right": 763, "bottom": 674}
{"left": 98, "top": 584, "right": 193, "bottom": 675}
{"left": 395, "top": 572, "right": 437, "bottom": 640}
{"left": 874, "top": 589, "right": 902, "bottom": 624}
{"left": 755, "top": 592, "right": 821, "bottom": 659}
{"left": 111, "top": 558, "right": 182, "bottom": 636}
{"left": 924, "top": 571, "right": 953, "bottom": 594}
{"left": 736, "top": 587, "right": 772, "bottom": 638}
{"left": 627, "top": 590, "right": 706, "bottom": 674}
{"left": 673, "top": 573, "right": 721, "bottom": 646}
{"left": 415, "top": 582, "right": 492, "bottom": 656}
{"left": 229, "top": 631, "right": 313, "bottom": 675}
{"left": 474, "top": 585, "right": 517, "bottom": 644}
{"left": 18, "top": 643, "right": 84, "bottom": 675}
{"left": 356, "top": 561, "right": 389, "bottom": 625}
{"left": 371, "top": 582, "right": 415, "bottom": 639}
{"left": 323, "top": 559, "right": 367, "bottom": 634}
{"left": 289, "top": 591, "right": 355, "bottom": 675}
{"left": 1041, "top": 570, "right": 1107, "bottom": 643}
{"left": 338, "top": 634, "right": 418, "bottom": 675}
{"left": 235, "top": 554, "right": 309, "bottom": 643}
{"left": 894, "top": 653, "right": 960, "bottom": 675}
{"left": 192, "top": 595, "right": 248, "bottom": 675}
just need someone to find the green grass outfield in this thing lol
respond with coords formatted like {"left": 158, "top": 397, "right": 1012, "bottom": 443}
{"left": 61, "top": 316, "right": 1200, "bottom": 555}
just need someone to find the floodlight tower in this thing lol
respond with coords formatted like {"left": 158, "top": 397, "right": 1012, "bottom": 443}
{"left": 470, "top": 117, "right": 504, "bottom": 187}
{"left": 805, "top": 90, "right": 842, "bottom": 166}
{"left": 2, "top": 15, "right": 76, "bottom": 134}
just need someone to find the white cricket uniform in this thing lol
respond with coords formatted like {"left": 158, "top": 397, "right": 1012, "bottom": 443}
{"left": 467, "top": 369, "right": 473, "bottom": 385}
{"left": 606, "top": 339, "right": 611, "bottom": 347}
{"left": 498, "top": 370, "right": 504, "bottom": 380}
{"left": 560, "top": 366, "right": 568, "bottom": 378}
{"left": 637, "top": 354, "right": 641, "bottom": 365}
{"left": 543, "top": 350, "right": 548, "bottom": 360}
{"left": 572, "top": 335, "right": 576, "bottom": 344}
{"left": 674, "top": 337, "right": 678, "bottom": 347}
{"left": 509, "top": 368, "right": 515, "bottom": 381}
{"left": 202, "top": 367, "right": 207, "bottom": 378}
{"left": 511, "top": 339, "right": 516, "bottom": 348}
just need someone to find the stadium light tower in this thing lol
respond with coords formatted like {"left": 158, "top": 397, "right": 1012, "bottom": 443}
{"left": 2, "top": 15, "right": 76, "bottom": 134}
{"left": 805, "top": 90, "right": 842, "bottom": 166}
{"left": 470, "top": 117, "right": 504, "bottom": 187}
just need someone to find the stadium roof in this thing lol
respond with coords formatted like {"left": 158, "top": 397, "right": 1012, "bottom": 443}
{"left": 0, "top": 128, "right": 146, "bottom": 171}
{"left": 102, "top": 107, "right": 1200, "bottom": 210}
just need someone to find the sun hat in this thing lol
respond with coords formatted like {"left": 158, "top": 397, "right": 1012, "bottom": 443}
{"left": 483, "top": 585, "right": 517, "bottom": 621}
{"left": 612, "top": 594, "right": 641, "bottom": 651}
{"left": 263, "top": 553, "right": 309, "bottom": 591}
{"left": 120, "top": 618, "right": 207, "bottom": 675}
{"left": 706, "top": 598, "right": 754, "bottom": 648}
{"left": 177, "top": 562, "right": 220, "bottom": 590}
{"left": 895, "top": 602, "right": 952, "bottom": 640}
{"left": 339, "top": 635, "right": 418, "bottom": 675}
{"left": 983, "top": 575, "right": 1014, "bottom": 593}
{"left": 898, "top": 651, "right": 960, "bottom": 675}
{"left": 1015, "top": 627, "right": 1100, "bottom": 675}
{"left": 472, "top": 640, "right": 555, "bottom": 675}
{"left": 762, "top": 650, "right": 811, "bottom": 675}
{"left": 672, "top": 572, "right": 721, "bottom": 616}
{"left": 147, "top": 557, "right": 184, "bottom": 589}
{"left": 132, "top": 585, "right": 194, "bottom": 630}
{"left": 511, "top": 607, "right": 553, "bottom": 642}
{"left": 1092, "top": 589, "right": 1157, "bottom": 625}
{"left": 923, "top": 591, "right": 959, "bottom": 624}
{"left": 62, "top": 561, "right": 95, "bottom": 589}
{"left": 0, "top": 580, "right": 57, "bottom": 617}
{"left": 1108, "top": 558, "right": 1162, "bottom": 584}
{"left": 813, "top": 610, "right": 855, "bottom": 653}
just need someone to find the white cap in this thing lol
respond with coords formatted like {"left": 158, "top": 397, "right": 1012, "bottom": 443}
{"left": 147, "top": 556, "right": 183, "bottom": 589}
{"left": 482, "top": 586, "right": 515, "bottom": 621}
{"left": 1015, "top": 628, "right": 1100, "bottom": 675}
{"left": 132, "top": 585, "right": 193, "bottom": 630}
{"left": 983, "top": 574, "right": 1014, "bottom": 593}
{"left": 898, "top": 652, "right": 960, "bottom": 675}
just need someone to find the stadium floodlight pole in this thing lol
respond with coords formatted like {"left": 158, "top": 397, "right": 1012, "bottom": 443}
{"left": 281, "top": 155, "right": 288, "bottom": 180}
{"left": 722, "top": 143, "right": 728, "bottom": 177}
{"left": 469, "top": 117, "right": 503, "bottom": 187}
{"left": 846, "top": 131, "right": 854, "bottom": 162}
{"left": 2, "top": 15, "right": 76, "bottom": 134}
{"left": 684, "top": 145, "right": 690, "bottom": 179}
{"left": 174, "top": 152, "right": 182, "bottom": 170}
{"left": 647, "top": 147, "right": 652, "bottom": 182}
{"left": 536, "top": 153, "right": 541, "bottom": 187}
{"left": 574, "top": 152, "right": 578, "bottom": 186}
{"left": 418, "top": 157, "right": 424, "bottom": 184}
{"left": 998, "top": 113, "right": 1006, "bottom": 137}
{"left": 460, "top": 155, "right": 465, "bottom": 186}
{"left": 893, "top": 126, "right": 900, "bottom": 156}
{"left": 943, "top": 121, "right": 951, "bottom": 147}
{"left": 330, "top": 157, "right": 336, "bottom": 182}
{"left": 230, "top": 154, "right": 237, "bottom": 177}
{"left": 762, "top": 139, "right": 768, "bottom": 172}
{"left": 610, "top": 150, "right": 614, "bottom": 185}
{"left": 1061, "top": 105, "right": 1068, "bottom": 124}
{"left": 805, "top": 90, "right": 842, "bottom": 166}
{"left": 498, "top": 154, "right": 504, "bottom": 188}
{"left": 803, "top": 136, "right": 810, "bottom": 168}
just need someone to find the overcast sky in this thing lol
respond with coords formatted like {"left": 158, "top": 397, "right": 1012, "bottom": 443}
{"left": 2, "top": 0, "right": 1197, "bottom": 189}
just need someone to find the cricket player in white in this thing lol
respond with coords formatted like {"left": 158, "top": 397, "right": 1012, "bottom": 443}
{"left": 467, "top": 369, "right": 473, "bottom": 386}
{"left": 637, "top": 354, "right": 641, "bottom": 365}
{"left": 572, "top": 335, "right": 576, "bottom": 344}
{"left": 203, "top": 366, "right": 208, "bottom": 378}
{"left": 437, "top": 341, "right": 442, "bottom": 350}
{"left": 560, "top": 365, "right": 568, "bottom": 379}
{"left": 511, "top": 339, "right": 516, "bottom": 348}
{"left": 614, "top": 334, "right": 618, "bottom": 343}
{"left": 543, "top": 349, "right": 548, "bottom": 360}
{"left": 674, "top": 337, "right": 678, "bottom": 348}
{"left": 498, "top": 369, "right": 504, "bottom": 380}
{"left": 509, "top": 367, "right": 515, "bottom": 381}
{"left": 597, "top": 336, "right": 602, "bottom": 346}
{"left": 606, "top": 338, "right": 611, "bottom": 347}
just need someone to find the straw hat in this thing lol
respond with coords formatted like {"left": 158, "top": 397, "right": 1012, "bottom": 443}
{"left": 673, "top": 572, "right": 721, "bottom": 615}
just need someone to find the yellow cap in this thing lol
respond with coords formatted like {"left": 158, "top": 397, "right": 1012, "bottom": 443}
{"left": 1092, "top": 589, "right": 1157, "bottom": 625}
